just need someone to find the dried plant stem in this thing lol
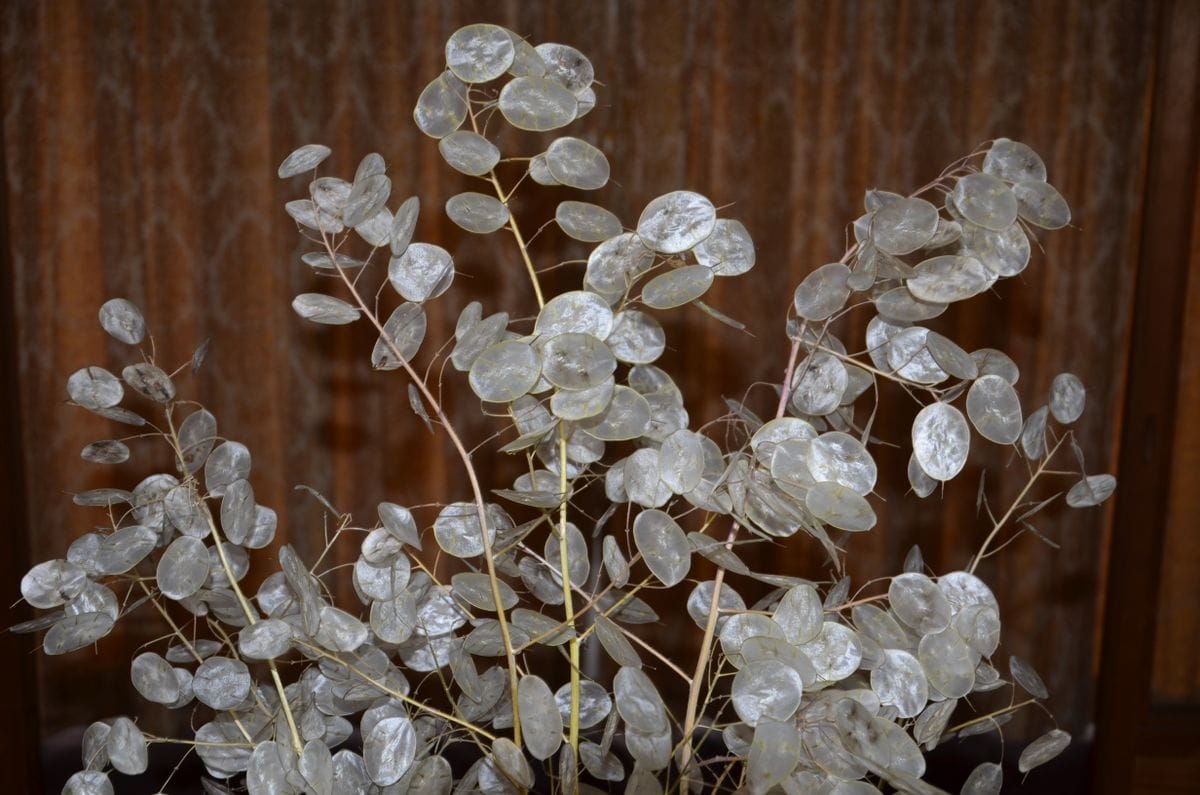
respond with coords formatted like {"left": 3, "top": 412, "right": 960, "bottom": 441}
{"left": 622, "top": 627, "right": 694, "bottom": 684}
{"left": 145, "top": 735, "right": 256, "bottom": 749}
{"left": 515, "top": 566, "right": 644, "bottom": 651}
{"left": 558, "top": 427, "right": 582, "bottom": 761}
{"left": 946, "top": 697, "right": 1038, "bottom": 734}
{"left": 136, "top": 580, "right": 256, "bottom": 745}
{"left": 967, "top": 434, "right": 1067, "bottom": 574}
{"left": 470, "top": 104, "right": 545, "bottom": 309}
{"left": 677, "top": 522, "right": 738, "bottom": 787}
{"left": 815, "top": 343, "right": 939, "bottom": 397}
{"left": 163, "top": 414, "right": 304, "bottom": 756}
{"left": 833, "top": 592, "right": 890, "bottom": 611}
{"left": 679, "top": 335, "right": 805, "bottom": 788}
{"left": 295, "top": 641, "right": 497, "bottom": 743}
{"left": 574, "top": 576, "right": 653, "bottom": 643}
{"left": 493, "top": 173, "right": 544, "bottom": 309}
{"left": 207, "top": 514, "right": 303, "bottom": 754}
{"left": 325, "top": 238, "right": 524, "bottom": 746}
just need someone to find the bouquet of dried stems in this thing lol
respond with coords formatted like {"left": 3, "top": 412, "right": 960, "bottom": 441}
{"left": 17, "top": 23, "right": 1114, "bottom": 795}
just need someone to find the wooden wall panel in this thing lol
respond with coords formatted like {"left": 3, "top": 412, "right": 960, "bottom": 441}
{"left": 1151, "top": 133, "right": 1200, "bottom": 706}
{"left": 1094, "top": 1, "right": 1200, "bottom": 792}
{"left": 0, "top": 1, "right": 1182, "bottom": 790}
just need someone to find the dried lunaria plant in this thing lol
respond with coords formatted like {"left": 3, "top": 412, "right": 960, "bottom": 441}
{"left": 16, "top": 23, "right": 1115, "bottom": 795}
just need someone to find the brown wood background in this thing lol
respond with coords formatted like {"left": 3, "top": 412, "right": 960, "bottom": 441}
{"left": 1, "top": 1, "right": 1196, "bottom": 792}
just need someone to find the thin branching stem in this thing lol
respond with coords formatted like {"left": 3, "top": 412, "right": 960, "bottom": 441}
{"left": 946, "top": 698, "right": 1039, "bottom": 734}
{"left": 322, "top": 232, "right": 525, "bottom": 745}
{"left": 295, "top": 641, "right": 497, "bottom": 742}
{"left": 163, "top": 411, "right": 304, "bottom": 756}
{"left": 557, "top": 427, "right": 582, "bottom": 758}
{"left": 679, "top": 325, "right": 808, "bottom": 783}
{"left": 468, "top": 103, "right": 545, "bottom": 309}
{"left": 135, "top": 580, "right": 256, "bottom": 746}
{"left": 968, "top": 435, "right": 1067, "bottom": 573}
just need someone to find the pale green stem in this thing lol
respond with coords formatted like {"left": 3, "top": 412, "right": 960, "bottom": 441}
{"left": 164, "top": 412, "right": 303, "bottom": 755}
{"left": 968, "top": 434, "right": 1068, "bottom": 573}
{"left": 558, "top": 426, "right": 581, "bottom": 767}
{"left": 325, "top": 237, "right": 524, "bottom": 746}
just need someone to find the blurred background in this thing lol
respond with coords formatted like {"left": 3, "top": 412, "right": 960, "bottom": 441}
{"left": 1, "top": 1, "right": 1197, "bottom": 792}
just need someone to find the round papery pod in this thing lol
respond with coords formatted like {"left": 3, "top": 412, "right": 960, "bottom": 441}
{"left": 21, "top": 559, "right": 87, "bottom": 609}
{"left": 540, "top": 333, "right": 615, "bottom": 390}
{"left": 529, "top": 152, "right": 562, "bottom": 185}
{"left": 807, "top": 431, "right": 877, "bottom": 495}
{"left": 626, "top": 725, "right": 672, "bottom": 771}
{"left": 414, "top": 585, "right": 470, "bottom": 637}
{"left": 65, "top": 582, "right": 119, "bottom": 623}
{"left": 584, "top": 232, "right": 655, "bottom": 302}
{"left": 687, "top": 579, "right": 747, "bottom": 631}
{"left": 613, "top": 666, "right": 669, "bottom": 734}
{"left": 641, "top": 265, "right": 714, "bottom": 309}
{"left": 961, "top": 761, "right": 1004, "bottom": 795}
{"left": 731, "top": 659, "right": 804, "bottom": 725}
{"left": 439, "top": 130, "right": 501, "bottom": 177}
{"left": 952, "top": 173, "right": 1019, "bottom": 231}
{"left": 445, "top": 24, "right": 516, "bottom": 83}
{"left": 105, "top": 717, "right": 148, "bottom": 776}
{"left": 468, "top": 339, "right": 541, "bottom": 403}
{"left": 499, "top": 76, "right": 578, "bottom": 132}
{"left": 518, "top": 675, "right": 563, "bottom": 760}
{"left": 883, "top": 326, "right": 945, "bottom": 384}
{"left": 797, "top": 621, "right": 863, "bottom": 682}
{"left": 413, "top": 71, "right": 468, "bottom": 139}
{"left": 632, "top": 509, "right": 690, "bottom": 587}
{"left": 720, "top": 613, "right": 787, "bottom": 665}
{"left": 246, "top": 741, "right": 296, "bottom": 793}
{"left": 364, "top": 716, "right": 418, "bottom": 786}
{"left": 1013, "top": 181, "right": 1071, "bottom": 230}
{"left": 911, "top": 402, "right": 970, "bottom": 482}
{"left": 67, "top": 366, "right": 124, "bottom": 410}
{"left": 388, "top": 242, "right": 454, "bottom": 303}
{"left": 889, "top": 573, "right": 952, "bottom": 635}
{"left": 446, "top": 192, "right": 510, "bottom": 234}
{"left": 535, "top": 289, "right": 615, "bottom": 338}
{"left": 238, "top": 617, "right": 294, "bottom": 660}
{"left": 1019, "top": 729, "right": 1072, "bottom": 773}
{"left": 192, "top": 656, "right": 252, "bottom": 711}
{"left": 432, "top": 501, "right": 497, "bottom": 558}
{"left": 984, "top": 138, "right": 1047, "bottom": 183}
{"left": 693, "top": 217, "right": 756, "bottom": 275}
{"left": 636, "top": 191, "right": 716, "bottom": 254}
{"left": 130, "top": 652, "right": 182, "bottom": 705}
{"left": 536, "top": 42, "right": 595, "bottom": 91}
{"left": 852, "top": 603, "right": 912, "bottom": 650}
{"left": 871, "top": 197, "right": 939, "bottom": 255}
{"left": 1066, "top": 473, "right": 1117, "bottom": 507}
{"left": 98, "top": 298, "right": 146, "bottom": 345}
{"left": 772, "top": 584, "right": 823, "bottom": 645}
{"left": 1049, "top": 372, "right": 1086, "bottom": 423}
{"left": 545, "top": 136, "right": 610, "bottom": 190}
{"left": 390, "top": 196, "right": 420, "bottom": 256}
{"left": 789, "top": 352, "right": 848, "bottom": 416}
{"left": 554, "top": 679, "right": 613, "bottom": 730}
{"left": 972, "top": 347, "right": 1021, "bottom": 383}
{"left": 62, "top": 771, "right": 114, "bottom": 795}
{"left": 555, "top": 201, "right": 623, "bottom": 243}
{"left": 966, "top": 374, "right": 1023, "bottom": 444}
{"left": 796, "top": 266, "right": 854, "bottom": 321}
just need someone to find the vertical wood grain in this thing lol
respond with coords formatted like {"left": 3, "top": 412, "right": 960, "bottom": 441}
{"left": 1093, "top": 0, "right": 1200, "bottom": 791}
{"left": 0, "top": 24, "right": 42, "bottom": 791}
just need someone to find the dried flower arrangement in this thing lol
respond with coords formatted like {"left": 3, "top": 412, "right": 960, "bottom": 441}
{"left": 18, "top": 23, "right": 1115, "bottom": 795}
